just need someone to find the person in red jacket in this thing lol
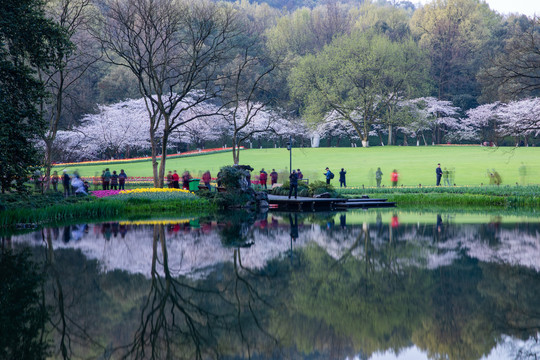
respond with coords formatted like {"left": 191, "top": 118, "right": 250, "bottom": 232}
{"left": 259, "top": 168, "right": 268, "bottom": 189}
{"left": 172, "top": 170, "right": 180, "bottom": 188}
{"left": 391, "top": 169, "right": 399, "bottom": 187}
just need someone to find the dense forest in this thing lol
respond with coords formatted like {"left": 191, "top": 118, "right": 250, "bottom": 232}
{"left": 1, "top": 0, "right": 539, "bottom": 188}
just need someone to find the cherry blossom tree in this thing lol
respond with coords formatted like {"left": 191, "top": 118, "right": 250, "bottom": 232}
{"left": 497, "top": 98, "right": 540, "bottom": 145}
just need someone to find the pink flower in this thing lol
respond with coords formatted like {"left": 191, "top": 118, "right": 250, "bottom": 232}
{"left": 91, "top": 190, "right": 121, "bottom": 198}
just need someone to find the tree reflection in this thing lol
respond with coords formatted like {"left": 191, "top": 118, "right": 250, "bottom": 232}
{"left": 124, "top": 223, "right": 280, "bottom": 359}
{"left": 0, "top": 248, "right": 49, "bottom": 359}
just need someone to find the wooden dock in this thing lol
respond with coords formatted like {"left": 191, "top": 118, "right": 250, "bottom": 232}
{"left": 267, "top": 194, "right": 395, "bottom": 211}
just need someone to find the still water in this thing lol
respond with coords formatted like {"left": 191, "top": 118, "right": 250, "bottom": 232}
{"left": 4, "top": 209, "right": 540, "bottom": 360}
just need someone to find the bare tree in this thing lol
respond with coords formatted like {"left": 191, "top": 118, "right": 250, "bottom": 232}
{"left": 93, "top": 0, "right": 240, "bottom": 187}
{"left": 40, "top": 0, "right": 101, "bottom": 189}
{"left": 480, "top": 17, "right": 540, "bottom": 100}
{"left": 218, "top": 24, "right": 277, "bottom": 164}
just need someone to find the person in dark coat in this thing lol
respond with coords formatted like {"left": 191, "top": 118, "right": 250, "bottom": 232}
{"left": 118, "top": 169, "right": 127, "bottom": 190}
{"left": 270, "top": 169, "right": 278, "bottom": 187}
{"left": 339, "top": 168, "right": 347, "bottom": 187}
{"left": 288, "top": 169, "right": 299, "bottom": 199}
{"left": 297, "top": 169, "right": 303, "bottom": 180}
{"left": 103, "top": 168, "right": 111, "bottom": 190}
{"left": 62, "top": 170, "right": 71, "bottom": 196}
{"left": 110, "top": 170, "right": 119, "bottom": 190}
{"left": 202, "top": 170, "right": 212, "bottom": 190}
{"left": 324, "top": 167, "right": 332, "bottom": 185}
{"left": 436, "top": 163, "right": 443, "bottom": 186}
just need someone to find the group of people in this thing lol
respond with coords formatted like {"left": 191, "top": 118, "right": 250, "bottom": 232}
{"left": 100, "top": 168, "right": 128, "bottom": 190}
{"left": 167, "top": 170, "right": 193, "bottom": 189}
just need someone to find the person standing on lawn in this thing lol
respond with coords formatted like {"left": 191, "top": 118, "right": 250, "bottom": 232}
{"left": 297, "top": 169, "right": 303, "bottom": 180}
{"left": 324, "top": 167, "right": 333, "bottom": 185}
{"left": 391, "top": 169, "right": 399, "bottom": 187}
{"left": 259, "top": 169, "right": 268, "bottom": 189}
{"left": 375, "top": 167, "right": 383, "bottom": 187}
{"left": 436, "top": 163, "right": 443, "bottom": 186}
{"left": 339, "top": 168, "right": 347, "bottom": 187}
{"left": 270, "top": 169, "right": 278, "bottom": 187}
{"left": 167, "top": 171, "right": 173, "bottom": 188}
{"left": 288, "top": 169, "right": 299, "bottom": 199}
{"left": 118, "top": 169, "right": 127, "bottom": 190}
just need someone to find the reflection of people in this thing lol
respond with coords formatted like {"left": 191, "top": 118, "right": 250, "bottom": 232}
{"left": 289, "top": 213, "right": 298, "bottom": 241}
{"left": 437, "top": 214, "right": 444, "bottom": 233}
{"left": 340, "top": 214, "right": 346, "bottom": 228}
{"left": 391, "top": 214, "right": 399, "bottom": 228}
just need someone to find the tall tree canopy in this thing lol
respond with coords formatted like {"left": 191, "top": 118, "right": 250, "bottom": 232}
{"left": 0, "top": 0, "right": 70, "bottom": 192}
{"left": 289, "top": 31, "right": 428, "bottom": 147}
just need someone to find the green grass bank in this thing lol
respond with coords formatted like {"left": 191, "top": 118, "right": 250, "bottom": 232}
{"left": 55, "top": 146, "right": 540, "bottom": 187}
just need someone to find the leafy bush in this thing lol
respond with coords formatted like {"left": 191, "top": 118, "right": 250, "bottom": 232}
{"left": 271, "top": 180, "right": 337, "bottom": 197}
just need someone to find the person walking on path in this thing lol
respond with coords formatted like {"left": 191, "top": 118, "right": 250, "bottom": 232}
{"left": 202, "top": 170, "right": 212, "bottom": 190}
{"left": 172, "top": 170, "right": 180, "bottom": 188}
{"left": 62, "top": 170, "right": 71, "bottom": 196}
{"left": 443, "top": 167, "right": 450, "bottom": 186}
{"left": 118, "top": 169, "right": 127, "bottom": 190}
{"left": 288, "top": 169, "right": 299, "bottom": 199}
{"left": 103, "top": 168, "right": 111, "bottom": 190}
{"left": 324, "top": 167, "right": 333, "bottom": 185}
{"left": 339, "top": 168, "right": 347, "bottom": 188}
{"left": 391, "top": 169, "right": 399, "bottom": 187}
{"left": 270, "top": 169, "right": 278, "bottom": 187}
{"left": 436, "top": 163, "right": 443, "bottom": 186}
{"left": 376, "top": 167, "right": 383, "bottom": 187}
{"left": 259, "top": 169, "right": 268, "bottom": 189}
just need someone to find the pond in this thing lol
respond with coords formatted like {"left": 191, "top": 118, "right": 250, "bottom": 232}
{"left": 3, "top": 208, "right": 540, "bottom": 360}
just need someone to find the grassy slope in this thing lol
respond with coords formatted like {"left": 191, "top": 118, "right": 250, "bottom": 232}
{"left": 55, "top": 146, "right": 540, "bottom": 187}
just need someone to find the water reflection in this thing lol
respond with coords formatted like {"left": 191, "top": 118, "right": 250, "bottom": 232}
{"left": 4, "top": 209, "right": 540, "bottom": 360}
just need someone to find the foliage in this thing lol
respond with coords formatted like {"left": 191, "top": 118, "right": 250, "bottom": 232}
{"left": 289, "top": 31, "right": 428, "bottom": 145}
{"left": 0, "top": 249, "right": 49, "bottom": 359}
{"left": 0, "top": 0, "right": 70, "bottom": 193}
{"left": 272, "top": 179, "right": 337, "bottom": 197}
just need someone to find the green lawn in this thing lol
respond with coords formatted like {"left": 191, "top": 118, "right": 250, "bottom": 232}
{"left": 54, "top": 146, "right": 540, "bottom": 187}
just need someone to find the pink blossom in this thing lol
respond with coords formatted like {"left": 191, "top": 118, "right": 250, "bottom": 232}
{"left": 91, "top": 190, "right": 121, "bottom": 198}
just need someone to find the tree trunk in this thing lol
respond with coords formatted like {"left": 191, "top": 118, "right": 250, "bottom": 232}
{"left": 388, "top": 124, "right": 393, "bottom": 146}
{"left": 232, "top": 133, "right": 239, "bottom": 165}
{"left": 150, "top": 129, "right": 160, "bottom": 188}
{"left": 361, "top": 138, "right": 369, "bottom": 148}
{"left": 157, "top": 131, "right": 170, "bottom": 188}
